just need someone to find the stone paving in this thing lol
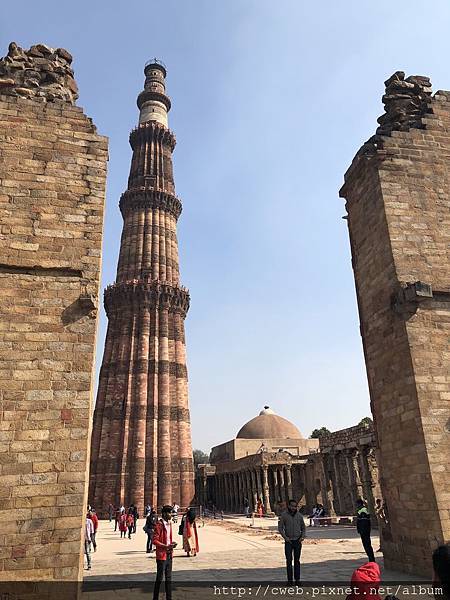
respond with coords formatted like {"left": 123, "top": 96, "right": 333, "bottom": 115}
{"left": 82, "top": 518, "right": 433, "bottom": 599}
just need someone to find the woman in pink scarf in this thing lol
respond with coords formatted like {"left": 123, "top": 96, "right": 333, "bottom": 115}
{"left": 182, "top": 508, "right": 199, "bottom": 557}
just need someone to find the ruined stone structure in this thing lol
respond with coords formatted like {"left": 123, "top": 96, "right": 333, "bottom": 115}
{"left": 197, "top": 409, "right": 379, "bottom": 518}
{"left": 340, "top": 71, "right": 450, "bottom": 575}
{"left": 89, "top": 61, "right": 194, "bottom": 512}
{"left": 0, "top": 42, "right": 107, "bottom": 585}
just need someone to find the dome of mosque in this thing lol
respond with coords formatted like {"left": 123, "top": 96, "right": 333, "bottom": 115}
{"left": 236, "top": 406, "right": 303, "bottom": 440}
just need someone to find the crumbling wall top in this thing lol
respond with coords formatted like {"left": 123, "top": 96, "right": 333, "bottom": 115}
{"left": 376, "top": 70, "right": 432, "bottom": 136}
{"left": 0, "top": 41, "right": 78, "bottom": 103}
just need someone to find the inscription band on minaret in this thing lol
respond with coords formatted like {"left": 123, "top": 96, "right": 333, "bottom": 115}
{"left": 89, "top": 60, "right": 195, "bottom": 509}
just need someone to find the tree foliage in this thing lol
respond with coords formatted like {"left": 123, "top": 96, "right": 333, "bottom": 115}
{"left": 358, "top": 417, "right": 373, "bottom": 427}
{"left": 310, "top": 427, "right": 331, "bottom": 439}
{"left": 193, "top": 449, "right": 209, "bottom": 466}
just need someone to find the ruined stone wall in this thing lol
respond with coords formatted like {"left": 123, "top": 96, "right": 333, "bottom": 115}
{"left": 0, "top": 43, "right": 108, "bottom": 585}
{"left": 340, "top": 72, "right": 450, "bottom": 575}
{"left": 292, "top": 423, "right": 380, "bottom": 517}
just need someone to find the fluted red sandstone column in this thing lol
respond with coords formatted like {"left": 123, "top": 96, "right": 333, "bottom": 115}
{"left": 89, "top": 60, "right": 195, "bottom": 511}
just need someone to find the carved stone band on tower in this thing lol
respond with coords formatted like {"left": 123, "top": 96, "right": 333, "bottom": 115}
{"left": 89, "top": 61, "right": 195, "bottom": 511}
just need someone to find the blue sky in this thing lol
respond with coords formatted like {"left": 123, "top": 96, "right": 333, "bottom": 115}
{"left": 3, "top": 1, "right": 450, "bottom": 452}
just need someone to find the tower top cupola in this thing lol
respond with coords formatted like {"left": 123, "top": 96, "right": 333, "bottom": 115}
{"left": 137, "top": 58, "right": 171, "bottom": 127}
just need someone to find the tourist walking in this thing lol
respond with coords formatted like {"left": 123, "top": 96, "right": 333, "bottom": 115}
{"left": 356, "top": 498, "right": 375, "bottom": 562}
{"left": 145, "top": 508, "right": 158, "bottom": 553}
{"left": 182, "top": 508, "right": 199, "bottom": 557}
{"left": 85, "top": 515, "right": 94, "bottom": 570}
{"left": 145, "top": 503, "right": 152, "bottom": 517}
{"left": 278, "top": 499, "right": 306, "bottom": 585}
{"left": 152, "top": 505, "right": 177, "bottom": 600}
{"left": 114, "top": 506, "right": 121, "bottom": 531}
{"left": 119, "top": 511, "right": 127, "bottom": 538}
{"left": 172, "top": 503, "right": 180, "bottom": 523}
{"left": 256, "top": 498, "right": 264, "bottom": 517}
{"left": 108, "top": 503, "right": 114, "bottom": 522}
{"left": 126, "top": 509, "right": 135, "bottom": 539}
{"left": 243, "top": 497, "right": 250, "bottom": 517}
{"left": 132, "top": 504, "right": 139, "bottom": 533}
{"left": 87, "top": 508, "right": 99, "bottom": 552}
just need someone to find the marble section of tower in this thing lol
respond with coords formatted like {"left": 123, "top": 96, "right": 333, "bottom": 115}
{"left": 89, "top": 62, "right": 195, "bottom": 509}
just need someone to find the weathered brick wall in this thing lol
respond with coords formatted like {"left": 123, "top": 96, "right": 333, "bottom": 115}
{"left": 319, "top": 422, "right": 374, "bottom": 451}
{"left": 340, "top": 72, "right": 450, "bottom": 575}
{"left": 0, "top": 44, "right": 107, "bottom": 584}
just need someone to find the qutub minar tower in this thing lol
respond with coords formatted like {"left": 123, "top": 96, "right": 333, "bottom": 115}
{"left": 89, "top": 60, "right": 195, "bottom": 509}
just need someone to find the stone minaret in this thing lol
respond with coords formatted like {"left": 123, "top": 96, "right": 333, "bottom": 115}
{"left": 89, "top": 61, "right": 194, "bottom": 510}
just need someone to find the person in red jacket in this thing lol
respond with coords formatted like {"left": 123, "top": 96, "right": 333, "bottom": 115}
{"left": 152, "top": 505, "right": 178, "bottom": 600}
{"left": 87, "top": 509, "right": 99, "bottom": 552}
{"left": 346, "top": 561, "right": 381, "bottom": 600}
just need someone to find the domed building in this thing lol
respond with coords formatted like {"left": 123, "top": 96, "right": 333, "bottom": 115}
{"left": 205, "top": 406, "right": 319, "bottom": 515}
{"left": 196, "top": 407, "right": 379, "bottom": 518}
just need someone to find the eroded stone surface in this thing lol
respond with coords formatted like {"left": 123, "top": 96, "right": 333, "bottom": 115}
{"left": 0, "top": 41, "right": 78, "bottom": 103}
{"left": 0, "top": 40, "right": 108, "bottom": 586}
{"left": 340, "top": 72, "right": 450, "bottom": 575}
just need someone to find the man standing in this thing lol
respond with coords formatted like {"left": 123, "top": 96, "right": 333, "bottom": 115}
{"left": 114, "top": 506, "right": 121, "bottom": 531}
{"left": 87, "top": 508, "right": 99, "bottom": 552}
{"left": 278, "top": 499, "right": 305, "bottom": 585}
{"left": 108, "top": 503, "right": 114, "bottom": 522}
{"left": 132, "top": 503, "right": 139, "bottom": 533}
{"left": 152, "top": 505, "right": 178, "bottom": 600}
{"left": 356, "top": 498, "right": 375, "bottom": 562}
{"left": 84, "top": 515, "right": 94, "bottom": 570}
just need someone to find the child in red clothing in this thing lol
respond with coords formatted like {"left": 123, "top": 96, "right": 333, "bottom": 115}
{"left": 126, "top": 511, "right": 134, "bottom": 539}
{"left": 119, "top": 512, "right": 127, "bottom": 539}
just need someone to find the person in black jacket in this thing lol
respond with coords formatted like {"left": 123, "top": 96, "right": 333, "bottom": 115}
{"left": 355, "top": 498, "right": 375, "bottom": 562}
{"left": 432, "top": 544, "right": 450, "bottom": 600}
{"left": 145, "top": 509, "right": 157, "bottom": 553}
{"left": 130, "top": 503, "right": 139, "bottom": 533}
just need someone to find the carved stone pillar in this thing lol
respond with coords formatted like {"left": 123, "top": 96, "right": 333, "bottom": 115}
{"left": 331, "top": 453, "right": 344, "bottom": 514}
{"left": 233, "top": 472, "right": 239, "bottom": 512}
{"left": 262, "top": 466, "right": 272, "bottom": 514}
{"left": 256, "top": 468, "right": 263, "bottom": 505}
{"left": 226, "top": 473, "right": 232, "bottom": 511}
{"left": 250, "top": 470, "right": 258, "bottom": 510}
{"left": 217, "top": 474, "right": 222, "bottom": 509}
{"left": 358, "top": 446, "right": 375, "bottom": 518}
{"left": 237, "top": 471, "right": 244, "bottom": 512}
{"left": 273, "top": 468, "right": 279, "bottom": 502}
{"left": 286, "top": 465, "right": 293, "bottom": 500}
{"left": 279, "top": 466, "right": 286, "bottom": 502}
{"left": 319, "top": 456, "right": 334, "bottom": 516}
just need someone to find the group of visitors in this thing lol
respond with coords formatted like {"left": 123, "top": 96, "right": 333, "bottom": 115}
{"left": 277, "top": 496, "right": 450, "bottom": 600}
{"left": 85, "top": 499, "right": 201, "bottom": 599}
{"left": 242, "top": 496, "right": 264, "bottom": 517}
{"left": 111, "top": 503, "right": 139, "bottom": 539}
{"left": 84, "top": 497, "right": 450, "bottom": 600}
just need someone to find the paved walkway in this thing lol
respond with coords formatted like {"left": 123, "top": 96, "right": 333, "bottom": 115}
{"left": 81, "top": 518, "right": 432, "bottom": 599}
